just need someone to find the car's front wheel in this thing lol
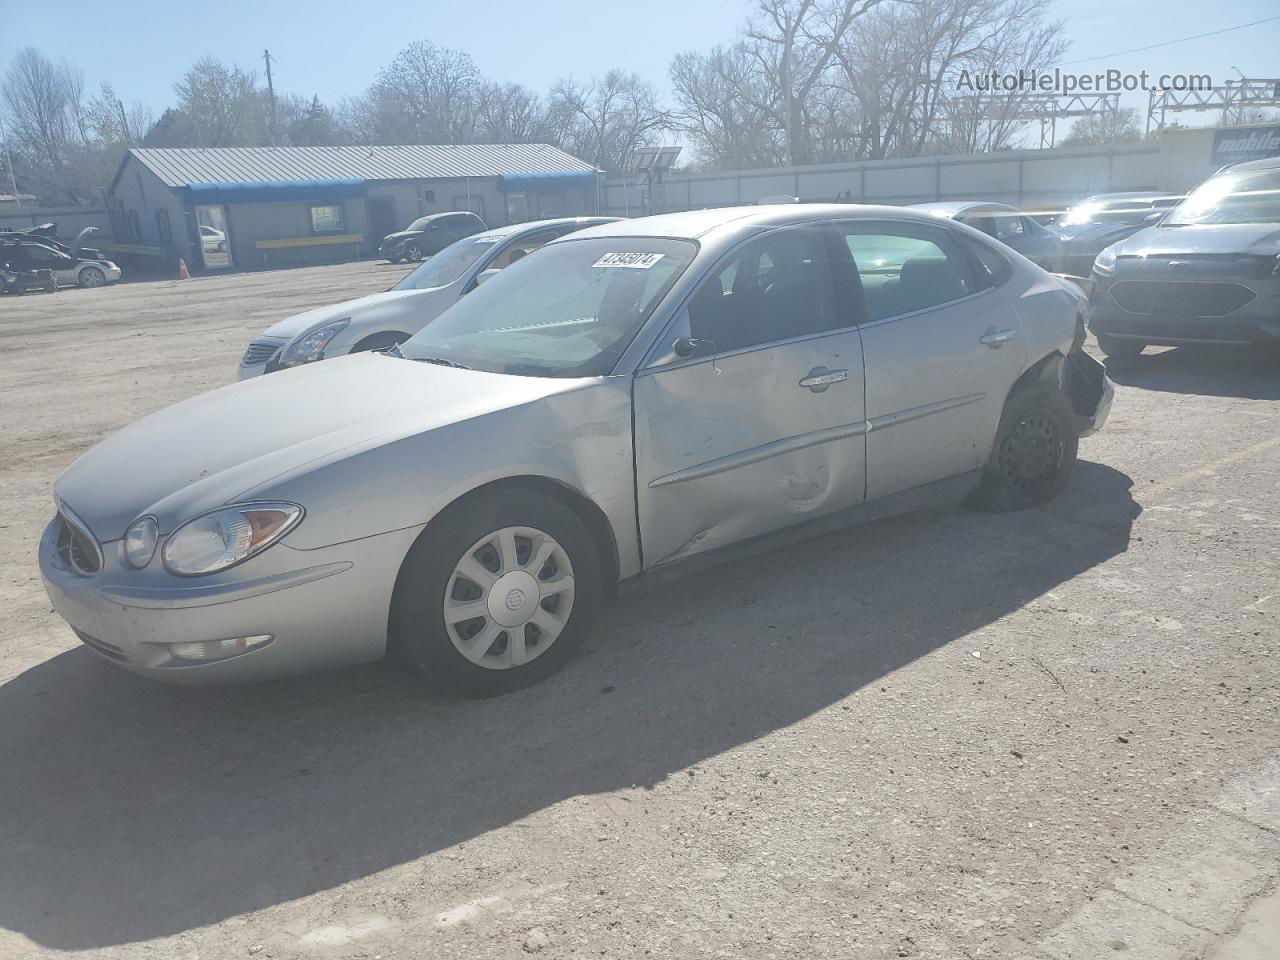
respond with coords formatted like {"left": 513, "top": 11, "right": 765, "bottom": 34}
{"left": 404, "top": 242, "right": 423, "bottom": 262}
{"left": 389, "top": 488, "right": 603, "bottom": 696}
{"left": 78, "top": 266, "right": 106, "bottom": 289}
{"left": 1096, "top": 334, "right": 1144, "bottom": 360}
{"left": 970, "top": 382, "right": 1078, "bottom": 511}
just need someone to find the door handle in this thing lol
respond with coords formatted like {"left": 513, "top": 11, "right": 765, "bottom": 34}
{"left": 979, "top": 328, "right": 1017, "bottom": 349}
{"left": 799, "top": 367, "right": 848, "bottom": 392}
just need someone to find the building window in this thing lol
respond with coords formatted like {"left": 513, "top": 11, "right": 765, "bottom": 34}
{"left": 310, "top": 204, "right": 345, "bottom": 234}
{"left": 156, "top": 208, "right": 172, "bottom": 243}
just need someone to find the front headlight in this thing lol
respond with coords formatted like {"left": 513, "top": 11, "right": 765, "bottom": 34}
{"left": 280, "top": 319, "right": 349, "bottom": 367}
{"left": 162, "top": 502, "right": 303, "bottom": 577}
{"left": 1093, "top": 246, "right": 1118, "bottom": 275}
{"left": 123, "top": 515, "right": 158, "bottom": 569}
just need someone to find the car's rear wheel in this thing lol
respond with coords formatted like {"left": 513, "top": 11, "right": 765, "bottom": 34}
{"left": 389, "top": 488, "right": 603, "bottom": 697}
{"left": 78, "top": 266, "right": 106, "bottom": 289}
{"left": 1096, "top": 334, "right": 1144, "bottom": 360}
{"left": 970, "top": 383, "right": 1078, "bottom": 512}
{"left": 404, "top": 242, "right": 423, "bottom": 262}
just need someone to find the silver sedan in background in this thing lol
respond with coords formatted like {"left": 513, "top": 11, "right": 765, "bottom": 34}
{"left": 40, "top": 205, "right": 1112, "bottom": 696}
{"left": 238, "top": 217, "right": 619, "bottom": 378}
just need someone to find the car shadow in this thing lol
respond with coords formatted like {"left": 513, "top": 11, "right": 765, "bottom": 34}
{"left": 1103, "top": 345, "right": 1280, "bottom": 400}
{"left": 0, "top": 461, "right": 1138, "bottom": 950}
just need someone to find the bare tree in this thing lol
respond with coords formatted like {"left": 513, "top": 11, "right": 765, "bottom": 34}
{"left": 173, "top": 57, "right": 266, "bottom": 147}
{"left": 547, "top": 71, "right": 668, "bottom": 172}
{"left": 360, "top": 41, "right": 481, "bottom": 143}
{"left": 473, "top": 82, "right": 548, "bottom": 143}
{"left": 1060, "top": 107, "right": 1141, "bottom": 146}
{"left": 670, "top": 45, "right": 783, "bottom": 168}
{"left": 2, "top": 48, "right": 73, "bottom": 175}
{"left": 746, "top": 0, "right": 882, "bottom": 165}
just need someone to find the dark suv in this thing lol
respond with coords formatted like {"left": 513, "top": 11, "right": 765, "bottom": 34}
{"left": 377, "top": 212, "right": 487, "bottom": 263}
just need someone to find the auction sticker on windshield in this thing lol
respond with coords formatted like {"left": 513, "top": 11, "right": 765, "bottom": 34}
{"left": 593, "top": 252, "right": 665, "bottom": 268}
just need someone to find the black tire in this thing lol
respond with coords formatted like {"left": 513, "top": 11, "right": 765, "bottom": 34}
{"left": 389, "top": 487, "right": 604, "bottom": 697}
{"left": 1096, "top": 334, "right": 1144, "bottom": 360}
{"left": 969, "top": 382, "right": 1078, "bottom": 512}
{"left": 404, "top": 242, "right": 423, "bottom": 262}
{"left": 78, "top": 266, "right": 105, "bottom": 289}
{"left": 351, "top": 331, "right": 409, "bottom": 354}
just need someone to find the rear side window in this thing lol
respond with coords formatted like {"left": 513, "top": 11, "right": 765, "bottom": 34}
{"left": 686, "top": 227, "right": 838, "bottom": 353}
{"left": 961, "top": 236, "right": 1012, "bottom": 287}
{"left": 839, "top": 225, "right": 977, "bottom": 322}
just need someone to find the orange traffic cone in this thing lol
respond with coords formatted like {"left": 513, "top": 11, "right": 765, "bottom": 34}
{"left": 178, "top": 258, "right": 190, "bottom": 280}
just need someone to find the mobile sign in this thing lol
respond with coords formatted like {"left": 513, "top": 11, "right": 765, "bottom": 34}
{"left": 1211, "top": 125, "right": 1280, "bottom": 167}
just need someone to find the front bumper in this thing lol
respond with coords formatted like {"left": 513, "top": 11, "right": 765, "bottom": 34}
{"left": 40, "top": 517, "right": 422, "bottom": 685}
{"left": 1089, "top": 271, "right": 1280, "bottom": 346}
{"left": 104, "top": 265, "right": 122, "bottom": 283}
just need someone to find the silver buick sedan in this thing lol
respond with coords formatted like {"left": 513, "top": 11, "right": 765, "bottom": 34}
{"left": 40, "top": 205, "right": 1113, "bottom": 696}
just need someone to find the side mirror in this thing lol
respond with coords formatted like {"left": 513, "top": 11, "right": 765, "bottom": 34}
{"left": 474, "top": 268, "right": 501, "bottom": 287}
{"left": 673, "top": 336, "right": 716, "bottom": 358}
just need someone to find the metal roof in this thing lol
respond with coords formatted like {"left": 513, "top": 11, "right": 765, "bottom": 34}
{"left": 128, "top": 144, "right": 596, "bottom": 188}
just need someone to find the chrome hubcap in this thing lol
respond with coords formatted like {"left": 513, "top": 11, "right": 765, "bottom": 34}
{"left": 444, "top": 525, "right": 575, "bottom": 670}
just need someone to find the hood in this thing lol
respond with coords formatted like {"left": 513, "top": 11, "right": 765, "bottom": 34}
{"left": 1111, "top": 223, "right": 1280, "bottom": 258}
{"left": 379, "top": 230, "right": 419, "bottom": 245}
{"left": 260, "top": 289, "right": 424, "bottom": 341}
{"left": 54, "top": 353, "right": 578, "bottom": 541}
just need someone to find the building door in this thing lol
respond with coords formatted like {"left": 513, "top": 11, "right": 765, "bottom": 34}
{"left": 195, "top": 205, "right": 232, "bottom": 270}
{"left": 367, "top": 196, "right": 398, "bottom": 248}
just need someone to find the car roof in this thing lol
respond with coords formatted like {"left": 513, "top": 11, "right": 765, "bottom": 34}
{"left": 1231, "top": 154, "right": 1280, "bottom": 171}
{"left": 470, "top": 216, "right": 622, "bottom": 243}
{"left": 907, "top": 201, "right": 1018, "bottom": 217}
{"left": 561, "top": 203, "right": 959, "bottom": 242}
{"left": 415, "top": 211, "right": 484, "bottom": 222}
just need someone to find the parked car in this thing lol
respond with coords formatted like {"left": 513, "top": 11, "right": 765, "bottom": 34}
{"left": 200, "top": 225, "right": 227, "bottom": 253}
{"left": 1053, "top": 192, "right": 1183, "bottom": 276}
{"left": 377, "top": 211, "right": 487, "bottom": 263}
{"left": 239, "top": 217, "right": 621, "bottom": 378}
{"left": 1088, "top": 156, "right": 1280, "bottom": 359}
{"left": 0, "top": 223, "right": 105, "bottom": 261}
{"left": 41, "top": 205, "right": 1112, "bottom": 694}
{"left": 910, "top": 202, "right": 1063, "bottom": 270}
{"left": 0, "top": 237, "right": 121, "bottom": 289}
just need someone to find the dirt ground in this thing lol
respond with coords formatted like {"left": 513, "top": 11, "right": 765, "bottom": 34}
{"left": 0, "top": 263, "right": 1277, "bottom": 959}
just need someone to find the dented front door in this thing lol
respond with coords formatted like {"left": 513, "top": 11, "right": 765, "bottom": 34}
{"left": 633, "top": 328, "right": 867, "bottom": 568}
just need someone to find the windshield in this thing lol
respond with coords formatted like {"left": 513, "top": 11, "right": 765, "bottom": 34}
{"left": 407, "top": 217, "right": 432, "bottom": 232}
{"left": 399, "top": 237, "right": 696, "bottom": 377}
{"left": 392, "top": 235, "right": 502, "bottom": 291}
{"left": 1165, "top": 169, "right": 1280, "bottom": 226}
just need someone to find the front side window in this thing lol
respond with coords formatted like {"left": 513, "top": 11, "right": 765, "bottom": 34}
{"left": 310, "top": 204, "right": 345, "bottom": 234}
{"left": 392, "top": 234, "right": 503, "bottom": 291}
{"left": 399, "top": 238, "right": 695, "bottom": 377}
{"left": 686, "top": 228, "right": 838, "bottom": 354}
{"left": 1165, "top": 168, "right": 1280, "bottom": 225}
{"left": 842, "top": 225, "right": 976, "bottom": 322}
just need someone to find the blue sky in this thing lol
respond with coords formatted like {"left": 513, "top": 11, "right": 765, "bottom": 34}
{"left": 1, "top": 0, "right": 1276, "bottom": 136}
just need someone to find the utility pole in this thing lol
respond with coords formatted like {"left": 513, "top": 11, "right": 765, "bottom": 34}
{"left": 263, "top": 49, "right": 278, "bottom": 146}
{"left": 0, "top": 111, "right": 20, "bottom": 207}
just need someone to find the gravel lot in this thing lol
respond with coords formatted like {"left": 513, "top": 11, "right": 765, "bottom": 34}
{"left": 1, "top": 263, "right": 1277, "bottom": 959}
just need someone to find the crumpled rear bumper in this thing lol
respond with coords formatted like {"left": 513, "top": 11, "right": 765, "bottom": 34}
{"left": 1064, "top": 349, "right": 1113, "bottom": 438}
